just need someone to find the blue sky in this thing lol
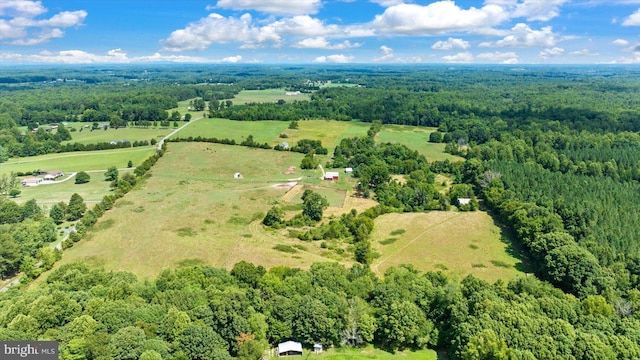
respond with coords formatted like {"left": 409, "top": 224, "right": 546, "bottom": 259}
{"left": 1, "top": 0, "right": 640, "bottom": 64}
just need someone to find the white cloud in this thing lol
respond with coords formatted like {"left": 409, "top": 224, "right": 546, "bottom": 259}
{"left": 215, "top": 0, "right": 321, "bottom": 15}
{"left": 570, "top": 49, "right": 599, "bottom": 56}
{"left": 539, "top": 47, "right": 564, "bottom": 59}
{"left": 162, "top": 13, "right": 280, "bottom": 51}
{"left": 372, "top": 2, "right": 508, "bottom": 35}
{"left": 313, "top": 54, "right": 354, "bottom": 63}
{"left": 612, "top": 39, "right": 629, "bottom": 46}
{"left": 265, "top": 16, "right": 338, "bottom": 37}
{"left": 442, "top": 52, "right": 473, "bottom": 63}
{"left": 480, "top": 23, "right": 556, "bottom": 48}
{"left": 623, "top": 9, "right": 640, "bottom": 26}
{"left": 0, "top": 49, "right": 219, "bottom": 63}
{"left": 294, "top": 37, "right": 362, "bottom": 49}
{"left": 485, "top": 0, "right": 569, "bottom": 21}
{"left": 221, "top": 55, "right": 242, "bottom": 62}
{"left": 370, "top": 0, "right": 406, "bottom": 6}
{"left": 0, "top": 1, "right": 86, "bottom": 45}
{"left": 432, "top": 38, "right": 470, "bottom": 50}
{"left": 373, "top": 45, "right": 394, "bottom": 62}
{"left": 476, "top": 51, "right": 518, "bottom": 63}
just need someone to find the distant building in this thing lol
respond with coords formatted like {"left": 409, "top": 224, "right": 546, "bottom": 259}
{"left": 21, "top": 177, "right": 43, "bottom": 187}
{"left": 285, "top": 91, "right": 301, "bottom": 96}
{"left": 313, "top": 343, "right": 323, "bottom": 354}
{"left": 345, "top": 167, "right": 353, "bottom": 173}
{"left": 324, "top": 171, "right": 339, "bottom": 181}
{"left": 280, "top": 142, "right": 289, "bottom": 149}
{"left": 277, "top": 341, "right": 302, "bottom": 357}
{"left": 44, "top": 170, "right": 64, "bottom": 181}
{"left": 458, "top": 198, "right": 471, "bottom": 206}
{"left": 234, "top": 172, "right": 243, "bottom": 179}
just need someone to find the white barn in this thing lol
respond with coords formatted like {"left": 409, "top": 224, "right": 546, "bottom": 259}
{"left": 277, "top": 341, "right": 302, "bottom": 356}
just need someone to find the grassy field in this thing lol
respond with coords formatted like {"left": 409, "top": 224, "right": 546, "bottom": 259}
{"left": 233, "top": 89, "right": 311, "bottom": 104}
{"left": 375, "top": 125, "right": 463, "bottom": 162}
{"left": 1, "top": 147, "right": 156, "bottom": 176}
{"left": 370, "top": 211, "right": 528, "bottom": 283}
{"left": 62, "top": 123, "right": 171, "bottom": 145}
{"left": 282, "top": 120, "right": 370, "bottom": 150}
{"left": 288, "top": 347, "right": 438, "bottom": 360}
{"left": 50, "top": 142, "right": 352, "bottom": 279}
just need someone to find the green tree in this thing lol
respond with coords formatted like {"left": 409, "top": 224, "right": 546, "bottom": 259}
{"left": 74, "top": 171, "right": 90, "bottom": 184}
{"left": 127, "top": 160, "right": 133, "bottom": 168}
{"left": 302, "top": 190, "right": 329, "bottom": 222}
{"left": 109, "top": 326, "right": 147, "bottom": 360}
{"left": 184, "top": 113, "right": 192, "bottom": 121}
{"left": 461, "top": 329, "right": 516, "bottom": 360}
{"left": 49, "top": 203, "right": 65, "bottom": 224}
{"left": 376, "top": 300, "right": 433, "bottom": 351}
{"left": 177, "top": 325, "right": 230, "bottom": 360}
{"left": 262, "top": 206, "right": 284, "bottom": 227}
{"left": 9, "top": 188, "right": 21, "bottom": 198}
{"left": 104, "top": 166, "right": 119, "bottom": 182}
{"left": 0, "top": 234, "right": 21, "bottom": 277}
{"left": 289, "top": 120, "right": 299, "bottom": 129}
{"left": 0, "top": 145, "right": 8, "bottom": 163}
{"left": 67, "top": 193, "right": 87, "bottom": 221}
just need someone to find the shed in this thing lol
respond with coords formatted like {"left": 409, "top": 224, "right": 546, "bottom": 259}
{"left": 345, "top": 167, "right": 353, "bottom": 173}
{"left": 458, "top": 198, "right": 471, "bottom": 205}
{"left": 313, "top": 343, "right": 323, "bottom": 354}
{"left": 277, "top": 341, "right": 302, "bottom": 356}
{"left": 21, "top": 177, "right": 43, "bottom": 187}
{"left": 280, "top": 142, "right": 289, "bottom": 149}
{"left": 324, "top": 171, "right": 339, "bottom": 181}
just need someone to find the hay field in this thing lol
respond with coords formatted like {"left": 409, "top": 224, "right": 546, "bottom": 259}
{"left": 375, "top": 125, "right": 463, "bottom": 162}
{"left": 52, "top": 142, "right": 347, "bottom": 279}
{"left": 233, "top": 89, "right": 311, "bottom": 104}
{"left": 370, "top": 211, "right": 527, "bottom": 283}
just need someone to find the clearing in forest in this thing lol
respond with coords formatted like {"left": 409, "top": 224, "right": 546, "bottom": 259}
{"left": 375, "top": 124, "right": 464, "bottom": 162}
{"left": 370, "top": 211, "right": 527, "bottom": 283}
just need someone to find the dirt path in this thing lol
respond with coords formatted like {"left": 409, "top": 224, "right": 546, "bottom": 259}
{"left": 281, "top": 184, "right": 305, "bottom": 202}
{"left": 157, "top": 116, "right": 204, "bottom": 150}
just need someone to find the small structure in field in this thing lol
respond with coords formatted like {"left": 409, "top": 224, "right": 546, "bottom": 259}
{"left": 324, "top": 171, "right": 339, "bottom": 181}
{"left": 21, "top": 177, "right": 43, "bottom": 187}
{"left": 277, "top": 341, "right": 302, "bottom": 356}
{"left": 280, "top": 141, "right": 289, "bottom": 149}
{"left": 313, "top": 343, "right": 323, "bottom": 354}
{"left": 457, "top": 198, "right": 471, "bottom": 206}
{"left": 234, "top": 172, "right": 243, "bottom": 179}
{"left": 345, "top": 167, "right": 353, "bottom": 173}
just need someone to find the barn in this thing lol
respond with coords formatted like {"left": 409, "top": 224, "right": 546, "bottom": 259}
{"left": 324, "top": 171, "right": 339, "bottom": 181}
{"left": 277, "top": 341, "right": 302, "bottom": 356}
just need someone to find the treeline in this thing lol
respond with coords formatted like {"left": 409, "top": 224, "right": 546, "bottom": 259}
{"left": 1, "top": 260, "right": 640, "bottom": 359}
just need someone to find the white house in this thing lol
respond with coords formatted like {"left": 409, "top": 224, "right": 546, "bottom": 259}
{"left": 277, "top": 341, "right": 302, "bottom": 356}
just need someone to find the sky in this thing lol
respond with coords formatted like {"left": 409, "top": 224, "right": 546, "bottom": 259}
{"left": 1, "top": 0, "right": 640, "bottom": 64}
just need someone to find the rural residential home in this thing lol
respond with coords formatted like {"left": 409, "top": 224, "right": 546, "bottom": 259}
{"left": 324, "top": 171, "right": 339, "bottom": 181}
{"left": 277, "top": 341, "right": 302, "bottom": 356}
{"left": 21, "top": 177, "right": 43, "bottom": 187}
{"left": 44, "top": 170, "right": 64, "bottom": 180}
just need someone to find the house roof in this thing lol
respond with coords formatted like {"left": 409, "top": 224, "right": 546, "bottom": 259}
{"left": 458, "top": 198, "right": 471, "bottom": 205}
{"left": 22, "top": 177, "right": 42, "bottom": 183}
{"left": 325, "top": 171, "right": 339, "bottom": 177}
{"left": 278, "top": 341, "right": 302, "bottom": 354}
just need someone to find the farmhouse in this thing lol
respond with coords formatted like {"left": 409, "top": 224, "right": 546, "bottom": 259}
{"left": 324, "top": 171, "right": 339, "bottom": 181}
{"left": 44, "top": 170, "right": 64, "bottom": 181}
{"left": 277, "top": 341, "right": 302, "bottom": 356}
{"left": 21, "top": 177, "right": 43, "bottom": 187}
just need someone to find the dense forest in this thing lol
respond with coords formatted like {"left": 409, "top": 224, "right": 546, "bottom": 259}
{"left": 3, "top": 65, "right": 640, "bottom": 358}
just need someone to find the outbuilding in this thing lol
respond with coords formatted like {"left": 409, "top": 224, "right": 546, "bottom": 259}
{"left": 313, "top": 343, "right": 323, "bottom": 354}
{"left": 21, "top": 177, "right": 43, "bottom": 187}
{"left": 277, "top": 341, "right": 302, "bottom": 356}
{"left": 457, "top": 198, "right": 471, "bottom": 206}
{"left": 234, "top": 172, "right": 243, "bottom": 179}
{"left": 324, "top": 171, "right": 339, "bottom": 181}
{"left": 345, "top": 167, "right": 353, "bottom": 173}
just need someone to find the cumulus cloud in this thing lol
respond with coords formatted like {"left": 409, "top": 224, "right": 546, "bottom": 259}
{"left": 294, "top": 37, "right": 362, "bottom": 49}
{"left": 265, "top": 16, "right": 338, "bottom": 37}
{"left": 612, "top": 39, "right": 630, "bottom": 46}
{"left": 162, "top": 13, "right": 280, "bottom": 51}
{"left": 476, "top": 51, "right": 518, "bottom": 63}
{"left": 442, "top": 52, "right": 473, "bottom": 63}
{"left": 570, "top": 49, "right": 599, "bottom": 56}
{"left": 215, "top": 0, "right": 321, "bottom": 15}
{"left": 0, "top": 1, "right": 86, "bottom": 45}
{"left": 0, "top": 48, "right": 221, "bottom": 63}
{"left": 432, "top": 38, "right": 470, "bottom": 50}
{"left": 623, "top": 9, "right": 640, "bottom": 26}
{"left": 373, "top": 45, "right": 394, "bottom": 62}
{"left": 485, "top": 0, "right": 569, "bottom": 21}
{"left": 221, "top": 55, "right": 242, "bottom": 62}
{"left": 539, "top": 47, "right": 564, "bottom": 59}
{"left": 372, "top": 2, "right": 508, "bottom": 35}
{"left": 313, "top": 54, "right": 354, "bottom": 63}
{"left": 480, "top": 23, "right": 556, "bottom": 48}
{"left": 370, "top": 0, "right": 406, "bottom": 6}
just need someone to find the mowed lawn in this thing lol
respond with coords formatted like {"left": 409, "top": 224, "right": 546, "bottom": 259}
{"left": 375, "top": 125, "right": 463, "bottom": 162}
{"left": 370, "top": 211, "right": 527, "bottom": 283}
{"left": 233, "top": 89, "right": 311, "bottom": 104}
{"left": 1, "top": 147, "right": 156, "bottom": 175}
{"left": 295, "top": 347, "right": 437, "bottom": 360}
{"left": 52, "top": 142, "right": 346, "bottom": 279}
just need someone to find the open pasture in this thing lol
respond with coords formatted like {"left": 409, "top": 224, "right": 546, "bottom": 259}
{"left": 62, "top": 122, "right": 171, "bottom": 145}
{"left": 375, "top": 125, "right": 463, "bottom": 162}
{"left": 51, "top": 142, "right": 347, "bottom": 279}
{"left": 370, "top": 211, "right": 526, "bottom": 283}
{"left": 233, "top": 89, "right": 311, "bottom": 104}
{"left": 282, "top": 120, "right": 370, "bottom": 150}
{"left": 171, "top": 118, "right": 289, "bottom": 144}
{"left": 1, "top": 147, "right": 155, "bottom": 175}
{"left": 299, "top": 347, "right": 437, "bottom": 360}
